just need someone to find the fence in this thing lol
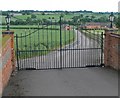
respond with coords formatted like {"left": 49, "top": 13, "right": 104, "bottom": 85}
{"left": 1, "top": 31, "right": 15, "bottom": 94}
{"left": 104, "top": 29, "right": 120, "bottom": 70}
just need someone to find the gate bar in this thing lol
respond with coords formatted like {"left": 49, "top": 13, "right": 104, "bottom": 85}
{"left": 60, "top": 16, "right": 62, "bottom": 69}
{"left": 16, "top": 34, "right": 19, "bottom": 70}
{"left": 100, "top": 32, "right": 104, "bottom": 66}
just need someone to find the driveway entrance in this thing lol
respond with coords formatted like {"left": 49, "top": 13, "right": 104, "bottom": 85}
{"left": 3, "top": 68, "right": 118, "bottom": 96}
{"left": 15, "top": 17, "right": 104, "bottom": 70}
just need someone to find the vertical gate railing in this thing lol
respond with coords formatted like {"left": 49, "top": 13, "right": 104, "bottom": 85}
{"left": 15, "top": 16, "right": 104, "bottom": 70}
{"left": 101, "top": 31, "right": 104, "bottom": 66}
{"left": 60, "top": 16, "right": 62, "bottom": 69}
{"left": 16, "top": 34, "right": 19, "bottom": 70}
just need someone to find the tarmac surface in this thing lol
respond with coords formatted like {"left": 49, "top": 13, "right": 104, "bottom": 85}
{"left": 3, "top": 67, "right": 118, "bottom": 96}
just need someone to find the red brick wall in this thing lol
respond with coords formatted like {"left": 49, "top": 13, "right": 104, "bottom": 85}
{"left": 104, "top": 30, "right": 120, "bottom": 70}
{"left": 0, "top": 70, "right": 2, "bottom": 96}
{"left": 1, "top": 31, "right": 15, "bottom": 95}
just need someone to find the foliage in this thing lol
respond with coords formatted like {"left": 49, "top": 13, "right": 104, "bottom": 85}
{"left": 31, "top": 14, "right": 37, "bottom": 18}
{"left": 115, "top": 14, "right": 120, "bottom": 29}
{"left": 41, "top": 12, "right": 45, "bottom": 15}
{"left": 1, "top": 11, "right": 118, "bottom": 25}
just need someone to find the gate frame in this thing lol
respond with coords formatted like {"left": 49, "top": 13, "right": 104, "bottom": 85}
{"left": 15, "top": 18, "right": 105, "bottom": 70}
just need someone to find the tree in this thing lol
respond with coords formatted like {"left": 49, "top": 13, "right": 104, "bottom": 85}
{"left": 22, "top": 12, "right": 26, "bottom": 15}
{"left": 31, "top": 14, "right": 36, "bottom": 19}
{"left": 91, "top": 15, "right": 95, "bottom": 19}
{"left": 98, "top": 16, "right": 108, "bottom": 22}
{"left": 91, "top": 15, "right": 96, "bottom": 21}
{"left": 115, "top": 15, "right": 120, "bottom": 29}
{"left": 26, "top": 17, "right": 32, "bottom": 24}
{"left": 14, "top": 20, "right": 26, "bottom": 25}
{"left": 79, "top": 14, "right": 83, "bottom": 18}
{"left": 65, "top": 11, "right": 69, "bottom": 15}
{"left": 2, "top": 11, "right": 8, "bottom": 15}
{"left": 41, "top": 12, "right": 45, "bottom": 15}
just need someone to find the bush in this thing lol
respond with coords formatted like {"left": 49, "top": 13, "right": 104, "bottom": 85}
{"left": 31, "top": 14, "right": 36, "bottom": 19}
{"left": 115, "top": 15, "right": 120, "bottom": 29}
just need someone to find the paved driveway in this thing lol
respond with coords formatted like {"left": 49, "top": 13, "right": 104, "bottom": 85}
{"left": 3, "top": 67, "right": 118, "bottom": 96}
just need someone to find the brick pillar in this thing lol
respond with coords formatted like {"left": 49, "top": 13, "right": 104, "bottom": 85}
{"left": 104, "top": 29, "right": 120, "bottom": 70}
{"left": 104, "top": 30, "right": 112, "bottom": 67}
{"left": 2, "top": 31, "right": 15, "bottom": 71}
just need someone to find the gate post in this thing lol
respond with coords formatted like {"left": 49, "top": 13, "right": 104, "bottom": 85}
{"left": 2, "top": 31, "right": 15, "bottom": 71}
{"left": 15, "top": 34, "right": 19, "bottom": 70}
{"left": 104, "top": 29, "right": 120, "bottom": 70}
{"left": 100, "top": 31, "right": 104, "bottom": 66}
{"left": 2, "top": 30, "right": 16, "bottom": 95}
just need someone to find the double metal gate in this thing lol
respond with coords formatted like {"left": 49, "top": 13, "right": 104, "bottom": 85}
{"left": 16, "top": 18, "right": 104, "bottom": 70}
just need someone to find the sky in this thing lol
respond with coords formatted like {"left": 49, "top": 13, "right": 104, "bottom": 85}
{"left": 0, "top": 0, "right": 119, "bottom": 12}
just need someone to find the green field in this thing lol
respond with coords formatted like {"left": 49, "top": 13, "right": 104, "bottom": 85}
{"left": 2, "top": 26, "right": 75, "bottom": 59}
{"left": 16, "top": 29, "right": 75, "bottom": 50}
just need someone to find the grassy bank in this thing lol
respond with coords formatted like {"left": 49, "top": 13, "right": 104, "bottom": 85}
{"left": 81, "top": 29, "right": 105, "bottom": 45}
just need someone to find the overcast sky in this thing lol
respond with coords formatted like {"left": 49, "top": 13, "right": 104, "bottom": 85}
{"left": 0, "top": 0, "right": 119, "bottom": 12}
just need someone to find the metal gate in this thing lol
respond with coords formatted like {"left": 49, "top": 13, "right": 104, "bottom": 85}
{"left": 15, "top": 17, "right": 104, "bottom": 70}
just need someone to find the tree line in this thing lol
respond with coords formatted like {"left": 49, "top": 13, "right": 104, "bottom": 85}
{"left": 2, "top": 10, "right": 119, "bottom": 27}
{"left": 9, "top": 15, "right": 117, "bottom": 25}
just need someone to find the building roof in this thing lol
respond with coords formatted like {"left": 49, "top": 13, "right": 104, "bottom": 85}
{"left": 85, "top": 22, "right": 110, "bottom": 27}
